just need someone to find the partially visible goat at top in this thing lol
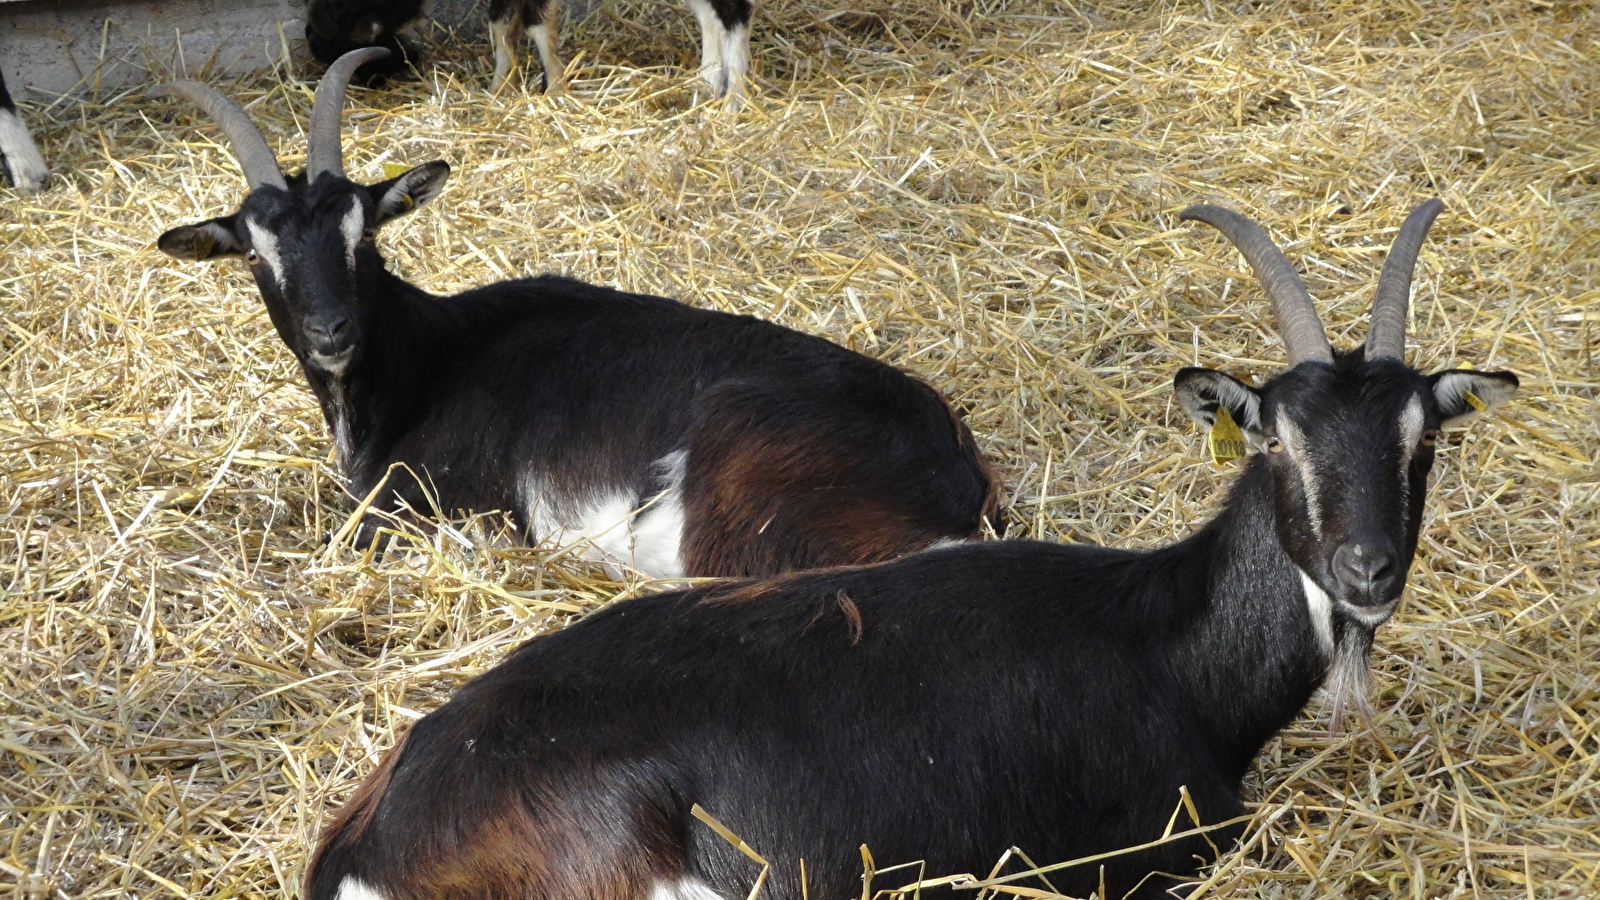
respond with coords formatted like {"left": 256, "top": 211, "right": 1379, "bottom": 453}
{"left": 150, "top": 48, "right": 1000, "bottom": 579}
{"left": 301, "top": 200, "right": 1517, "bottom": 900}
{"left": 0, "top": 68, "right": 49, "bottom": 193}
{"left": 304, "top": 0, "right": 426, "bottom": 82}
{"left": 304, "top": 0, "right": 756, "bottom": 107}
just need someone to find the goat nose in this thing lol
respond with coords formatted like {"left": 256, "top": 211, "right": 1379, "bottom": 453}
{"left": 306, "top": 317, "right": 350, "bottom": 341}
{"left": 1332, "top": 532, "right": 1397, "bottom": 594}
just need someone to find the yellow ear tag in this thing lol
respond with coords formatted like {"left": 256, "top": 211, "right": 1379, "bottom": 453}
{"left": 1463, "top": 390, "right": 1488, "bottom": 412}
{"left": 381, "top": 162, "right": 411, "bottom": 179}
{"left": 1208, "top": 406, "right": 1249, "bottom": 463}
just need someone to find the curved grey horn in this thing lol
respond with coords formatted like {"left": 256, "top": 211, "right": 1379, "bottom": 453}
{"left": 307, "top": 47, "right": 393, "bottom": 182}
{"left": 1179, "top": 204, "right": 1334, "bottom": 366}
{"left": 151, "top": 82, "right": 287, "bottom": 191}
{"left": 1366, "top": 198, "right": 1444, "bottom": 362}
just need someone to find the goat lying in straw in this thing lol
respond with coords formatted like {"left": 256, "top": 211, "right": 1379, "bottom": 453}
{"left": 304, "top": 201, "right": 1516, "bottom": 899}
{"left": 152, "top": 49, "right": 999, "bottom": 579}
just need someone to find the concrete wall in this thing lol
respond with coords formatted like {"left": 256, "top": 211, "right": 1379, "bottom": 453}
{"left": 0, "top": 0, "right": 487, "bottom": 99}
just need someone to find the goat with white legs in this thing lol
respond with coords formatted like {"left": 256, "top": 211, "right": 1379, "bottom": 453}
{"left": 300, "top": 199, "right": 1517, "bottom": 900}
{"left": 488, "top": 0, "right": 754, "bottom": 104}
{"left": 304, "top": 0, "right": 756, "bottom": 106}
{"left": 0, "top": 69, "right": 48, "bottom": 194}
{"left": 151, "top": 49, "right": 999, "bottom": 579}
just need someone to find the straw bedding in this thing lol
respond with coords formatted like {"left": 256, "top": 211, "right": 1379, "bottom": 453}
{"left": 1, "top": 0, "right": 1596, "bottom": 896}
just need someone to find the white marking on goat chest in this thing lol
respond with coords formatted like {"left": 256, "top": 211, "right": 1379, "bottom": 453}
{"left": 0, "top": 107, "right": 50, "bottom": 192}
{"left": 340, "top": 198, "right": 365, "bottom": 269}
{"left": 244, "top": 221, "right": 284, "bottom": 286}
{"left": 1275, "top": 411, "right": 1322, "bottom": 537}
{"left": 650, "top": 877, "right": 725, "bottom": 900}
{"left": 1297, "top": 568, "right": 1335, "bottom": 658}
{"left": 333, "top": 877, "right": 388, "bottom": 900}
{"left": 520, "top": 450, "right": 686, "bottom": 579}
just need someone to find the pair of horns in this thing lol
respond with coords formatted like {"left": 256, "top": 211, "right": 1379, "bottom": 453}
{"left": 150, "top": 47, "right": 392, "bottom": 191}
{"left": 1180, "top": 199, "right": 1445, "bottom": 364}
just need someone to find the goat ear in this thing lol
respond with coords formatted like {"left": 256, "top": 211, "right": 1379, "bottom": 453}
{"left": 1429, "top": 369, "right": 1518, "bottom": 425}
{"left": 157, "top": 217, "right": 244, "bottom": 261}
{"left": 1174, "top": 367, "right": 1263, "bottom": 432}
{"left": 369, "top": 161, "right": 450, "bottom": 226}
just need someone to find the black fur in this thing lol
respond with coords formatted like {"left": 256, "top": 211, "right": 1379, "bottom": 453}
{"left": 304, "top": 349, "right": 1516, "bottom": 899}
{"left": 305, "top": 0, "right": 425, "bottom": 80}
{"left": 158, "top": 168, "right": 998, "bottom": 576}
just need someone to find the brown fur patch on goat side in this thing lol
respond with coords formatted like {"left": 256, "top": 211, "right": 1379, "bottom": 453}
{"left": 678, "top": 376, "right": 998, "bottom": 577}
{"left": 309, "top": 737, "right": 690, "bottom": 900}
{"left": 390, "top": 802, "right": 678, "bottom": 900}
{"left": 680, "top": 435, "right": 951, "bottom": 577}
{"left": 305, "top": 729, "right": 413, "bottom": 896}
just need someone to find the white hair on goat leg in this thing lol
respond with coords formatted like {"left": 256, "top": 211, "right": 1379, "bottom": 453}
{"left": 0, "top": 71, "right": 48, "bottom": 194}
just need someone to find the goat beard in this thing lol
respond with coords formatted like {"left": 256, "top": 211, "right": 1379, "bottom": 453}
{"left": 1325, "top": 620, "right": 1376, "bottom": 729}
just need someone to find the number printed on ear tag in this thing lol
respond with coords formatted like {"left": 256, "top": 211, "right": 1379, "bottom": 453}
{"left": 1464, "top": 390, "right": 1488, "bottom": 412}
{"left": 1208, "top": 406, "right": 1249, "bottom": 463}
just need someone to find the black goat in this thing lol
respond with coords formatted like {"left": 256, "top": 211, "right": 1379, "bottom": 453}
{"left": 0, "top": 68, "right": 49, "bottom": 193}
{"left": 302, "top": 201, "right": 1517, "bottom": 900}
{"left": 305, "top": 0, "right": 426, "bottom": 82}
{"left": 152, "top": 48, "right": 999, "bottom": 579}
{"left": 303, "top": 0, "right": 755, "bottom": 107}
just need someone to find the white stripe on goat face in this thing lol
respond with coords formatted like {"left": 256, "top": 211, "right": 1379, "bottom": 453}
{"left": 1274, "top": 409, "right": 1322, "bottom": 537}
{"left": 1397, "top": 393, "right": 1425, "bottom": 460}
{"left": 340, "top": 196, "right": 365, "bottom": 269}
{"left": 243, "top": 220, "right": 284, "bottom": 287}
{"left": 1395, "top": 393, "right": 1425, "bottom": 514}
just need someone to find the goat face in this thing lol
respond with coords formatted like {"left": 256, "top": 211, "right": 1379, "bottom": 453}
{"left": 156, "top": 164, "right": 449, "bottom": 379}
{"left": 1176, "top": 356, "right": 1517, "bottom": 623}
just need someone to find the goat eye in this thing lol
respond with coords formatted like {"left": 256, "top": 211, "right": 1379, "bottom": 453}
{"left": 245, "top": 249, "right": 260, "bottom": 264}
{"left": 361, "top": 228, "right": 377, "bottom": 241}
{"left": 1264, "top": 437, "right": 1286, "bottom": 453}
{"left": 1420, "top": 430, "right": 1438, "bottom": 447}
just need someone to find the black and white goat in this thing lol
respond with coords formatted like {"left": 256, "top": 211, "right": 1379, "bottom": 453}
{"left": 152, "top": 49, "right": 998, "bottom": 579}
{"left": 487, "top": 0, "right": 753, "bottom": 103}
{"left": 0, "top": 68, "right": 49, "bottom": 193}
{"left": 303, "top": 0, "right": 755, "bottom": 106}
{"left": 302, "top": 201, "right": 1518, "bottom": 900}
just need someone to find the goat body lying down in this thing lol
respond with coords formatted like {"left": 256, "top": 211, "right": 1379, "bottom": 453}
{"left": 302, "top": 200, "right": 1518, "bottom": 898}
{"left": 152, "top": 49, "right": 1000, "bottom": 578}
